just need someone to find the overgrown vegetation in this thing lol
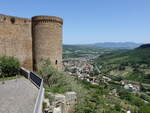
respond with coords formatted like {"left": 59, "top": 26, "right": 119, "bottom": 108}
{"left": 38, "top": 59, "right": 87, "bottom": 101}
{"left": 38, "top": 58, "right": 150, "bottom": 113}
{"left": 75, "top": 79, "right": 150, "bottom": 113}
{"left": 0, "top": 56, "right": 20, "bottom": 78}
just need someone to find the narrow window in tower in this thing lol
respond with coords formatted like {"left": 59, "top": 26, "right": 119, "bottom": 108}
{"left": 55, "top": 60, "right": 58, "bottom": 65}
{"left": 4, "top": 17, "right": 6, "bottom": 21}
{"left": 10, "top": 17, "right": 15, "bottom": 24}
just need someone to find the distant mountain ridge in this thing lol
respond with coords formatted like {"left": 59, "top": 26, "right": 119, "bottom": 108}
{"left": 64, "top": 42, "right": 142, "bottom": 49}
{"left": 91, "top": 42, "right": 142, "bottom": 49}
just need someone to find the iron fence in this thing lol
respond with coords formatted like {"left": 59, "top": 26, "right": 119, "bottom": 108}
{"left": 30, "top": 72, "right": 42, "bottom": 88}
{"left": 20, "top": 67, "right": 30, "bottom": 79}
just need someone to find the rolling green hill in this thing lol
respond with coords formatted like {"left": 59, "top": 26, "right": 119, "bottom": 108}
{"left": 63, "top": 45, "right": 121, "bottom": 59}
{"left": 95, "top": 44, "right": 150, "bottom": 83}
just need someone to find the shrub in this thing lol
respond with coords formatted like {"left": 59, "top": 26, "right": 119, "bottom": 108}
{"left": 42, "top": 102, "right": 47, "bottom": 111}
{"left": 130, "top": 96, "right": 144, "bottom": 106}
{"left": 38, "top": 59, "right": 87, "bottom": 96}
{"left": 139, "top": 104, "right": 150, "bottom": 113}
{"left": 114, "top": 103, "right": 121, "bottom": 111}
{"left": 0, "top": 56, "right": 20, "bottom": 77}
{"left": 140, "top": 94, "right": 150, "bottom": 102}
{"left": 118, "top": 89, "right": 132, "bottom": 101}
{"left": 38, "top": 59, "right": 65, "bottom": 88}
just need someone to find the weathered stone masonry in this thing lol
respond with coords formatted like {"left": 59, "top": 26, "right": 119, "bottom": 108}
{"left": 0, "top": 14, "right": 63, "bottom": 70}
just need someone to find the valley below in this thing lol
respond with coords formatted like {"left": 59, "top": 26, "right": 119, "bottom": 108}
{"left": 63, "top": 44, "right": 150, "bottom": 113}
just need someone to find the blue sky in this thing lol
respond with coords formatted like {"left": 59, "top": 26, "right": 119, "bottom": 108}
{"left": 0, "top": 0, "right": 150, "bottom": 44}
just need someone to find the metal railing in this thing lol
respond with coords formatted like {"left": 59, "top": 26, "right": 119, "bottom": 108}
{"left": 20, "top": 67, "right": 44, "bottom": 113}
{"left": 30, "top": 71, "right": 42, "bottom": 88}
{"left": 20, "top": 67, "right": 30, "bottom": 79}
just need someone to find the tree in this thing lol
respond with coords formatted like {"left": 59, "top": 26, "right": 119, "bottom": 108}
{"left": 0, "top": 56, "right": 20, "bottom": 77}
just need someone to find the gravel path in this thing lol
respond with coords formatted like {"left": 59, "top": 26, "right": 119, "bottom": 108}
{"left": 0, "top": 77, "right": 38, "bottom": 113}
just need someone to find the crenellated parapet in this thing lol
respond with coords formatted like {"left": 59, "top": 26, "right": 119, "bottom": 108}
{"left": 0, "top": 14, "right": 31, "bottom": 24}
{"left": 32, "top": 16, "right": 63, "bottom": 25}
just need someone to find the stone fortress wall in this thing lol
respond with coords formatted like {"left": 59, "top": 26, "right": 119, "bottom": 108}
{"left": 0, "top": 14, "right": 63, "bottom": 70}
{"left": 0, "top": 14, "right": 33, "bottom": 69}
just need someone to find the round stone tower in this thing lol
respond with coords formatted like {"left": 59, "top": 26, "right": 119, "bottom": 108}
{"left": 32, "top": 16, "right": 63, "bottom": 70}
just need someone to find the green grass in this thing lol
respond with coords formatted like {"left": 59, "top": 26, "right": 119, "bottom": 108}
{"left": 39, "top": 62, "right": 150, "bottom": 113}
{"left": 0, "top": 75, "right": 22, "bottom": 82}
{"left": 63, "top": 45, "right": 120, "bottom": 59}
{"left": 96, "top": 47, "right": 150, "bottom": 65}
{"left": 74, "top": 79, "right": 150, "bottom": 113}
{"left": 95, "top": 45, "right": 150, "bottom": 83}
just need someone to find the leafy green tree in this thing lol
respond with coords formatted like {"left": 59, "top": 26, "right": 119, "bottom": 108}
{"left": 38, "top": 58, "right": 62, "bottom": 88}
{"left": 0, "top": 56, "right": 20, "bottom": 77}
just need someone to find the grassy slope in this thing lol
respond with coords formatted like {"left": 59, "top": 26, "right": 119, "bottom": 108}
{"left": 96, "top": 47, "right": 150, "bottom": 64}
{"left": 75, "top": 79, "right": 150, "bottom": 113}
{"left": 63, "top": 45, "right": 119, "bottom": 58}
{"left": 95, "top": 45, "right": 150, "bottom": 83}
{"left": 41, "top": 45, "right": 150, "bottom": 113}
{"left": 40, "top": 56, "right": 150, "bottom": 113}
{"left": 0, "top": 75, "right": 22, "bottom": 82}
{"left": 44, "top": 70, "right": 150, "bottom": 113}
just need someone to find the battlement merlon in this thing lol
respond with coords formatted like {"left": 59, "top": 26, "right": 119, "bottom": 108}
{"left": 0, "top": 14, "right": 31, "bottom": 24}
{"left": 32, "top": 16, "right": 63, "bottom": 25}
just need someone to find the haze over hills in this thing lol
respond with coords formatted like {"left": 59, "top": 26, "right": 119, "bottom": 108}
{"left": 64, "top": 42, "right": 143, "bottom": 49}
{"left": 92, "top": 42, "right": 142, "bottom": 49}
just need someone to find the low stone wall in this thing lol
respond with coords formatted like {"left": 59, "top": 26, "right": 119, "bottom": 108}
{"left": 44, "top": 92, "right": 77, "bottom": 113}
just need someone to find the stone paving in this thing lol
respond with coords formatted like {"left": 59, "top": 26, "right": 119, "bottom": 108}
{"left": 0, "top": 77, "right": 38, "bottom": 113}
